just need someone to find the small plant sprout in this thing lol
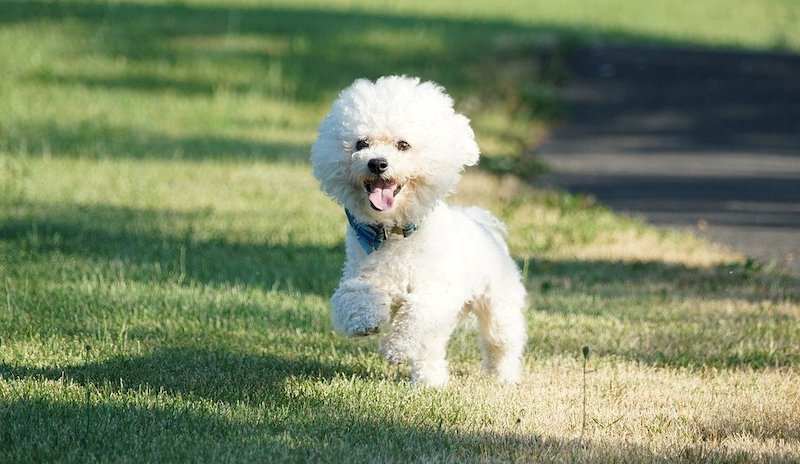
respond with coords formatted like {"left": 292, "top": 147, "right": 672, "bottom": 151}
{"left": 581, "top": 345, "right": 590, "bottom": 441}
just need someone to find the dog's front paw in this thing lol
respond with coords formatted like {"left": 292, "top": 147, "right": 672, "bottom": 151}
{"left": 344, "top": 310, "right": 386, "bottom": 337}
{"left": 330, "top": 281, "right": 389, "bottom": 337}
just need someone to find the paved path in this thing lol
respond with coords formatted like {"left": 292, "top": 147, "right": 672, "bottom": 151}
{"left": 537, "top": 44, "right": 800, "bottom": 270}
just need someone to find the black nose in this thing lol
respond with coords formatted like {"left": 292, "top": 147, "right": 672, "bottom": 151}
{"left": 368, "top": 158, "right": 388, "bottom": 174}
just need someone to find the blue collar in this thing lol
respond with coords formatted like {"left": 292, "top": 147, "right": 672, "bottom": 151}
{"left": 345, "top": 209, "right": 418, "bottom": 254}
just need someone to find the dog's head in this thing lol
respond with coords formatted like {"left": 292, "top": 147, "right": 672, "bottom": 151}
{"left": 311, "top": 76, "right": 479, "bottom": 226}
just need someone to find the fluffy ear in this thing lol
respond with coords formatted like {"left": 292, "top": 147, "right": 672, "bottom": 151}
{"left": 452, "top": 113, "right": 480, "bottom": 167}
{"left": 310, "top": 111, "right": 350, "bottom": 205}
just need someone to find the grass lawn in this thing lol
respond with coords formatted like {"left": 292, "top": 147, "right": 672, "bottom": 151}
{"left": 2, "top": 0, "right": 800, "bottom": 462}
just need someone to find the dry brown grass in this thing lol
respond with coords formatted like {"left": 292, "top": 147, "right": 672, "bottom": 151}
{"left": 413, "top": 359, "right": 800, "bottom": 463}
{"left": 442, "top": 172, "right": 800, "bottom": 463}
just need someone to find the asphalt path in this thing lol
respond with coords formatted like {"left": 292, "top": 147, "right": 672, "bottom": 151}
{"left": 537, "top": 44, "right": 800, "bottom": 271}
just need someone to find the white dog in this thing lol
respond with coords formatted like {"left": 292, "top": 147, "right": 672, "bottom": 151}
{"left": 311, "top": 76, "right": 527, "bottom": 386}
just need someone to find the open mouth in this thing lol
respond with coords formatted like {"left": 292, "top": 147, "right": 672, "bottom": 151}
{"left": 364, "top": 178, "right": 403, "bottom": 211}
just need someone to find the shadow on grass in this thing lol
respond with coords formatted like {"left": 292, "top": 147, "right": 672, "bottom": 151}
{"left": 2, "top": 348, "right": 796, "bottom": 462}
{"left": 0, "top": 0, "right": 719, "bottom": 165}
{"left": 0, "top": 347, "right": 357, "bottom": 405}
{"left": 5, "top": 120, "right": 310, "bottom": 163}
{"left": 0, "top": 202, "right": 342, "bottom": 297}
{"left": 0, "top": 0, "right": 580, "bottom": 100}
{"left": 525, "top": 257, "right": 800, "bottom": 303}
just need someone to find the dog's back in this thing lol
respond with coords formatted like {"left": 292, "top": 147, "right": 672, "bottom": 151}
{"left": 454, "top": 206, "right": 510, "bottom": 255}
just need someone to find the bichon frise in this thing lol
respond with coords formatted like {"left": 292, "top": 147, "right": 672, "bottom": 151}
{"left": 311, "top": 76, "right": 527, "bottom": 386}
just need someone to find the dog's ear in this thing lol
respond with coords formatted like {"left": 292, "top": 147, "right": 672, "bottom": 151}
{"left": 452, "top": 114, "right": 480, "bottom": 167}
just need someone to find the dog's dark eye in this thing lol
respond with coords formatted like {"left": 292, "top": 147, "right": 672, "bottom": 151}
{"left": 355, "top": 138, "right": 369, "bottom": 151}
{"left": 397, "top": 140, "right": 410, "bottom": 151}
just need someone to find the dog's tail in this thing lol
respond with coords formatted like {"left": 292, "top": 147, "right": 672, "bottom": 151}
{"left": 457, "top": 206, "right": 510, "bottom": 254}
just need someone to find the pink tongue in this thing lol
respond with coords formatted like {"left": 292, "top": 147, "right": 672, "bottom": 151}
{"left": 368, "top": 179, "right": 396, "bottom": 211}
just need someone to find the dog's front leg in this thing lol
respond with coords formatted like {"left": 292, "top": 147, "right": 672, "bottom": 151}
{"left": 379, "top": 292, "right": 462, "bottom": 387}
{"left": 330, "top": 278, "right": 390, "bottom": 337}
{"left": 378, "top": 301, "right": 420, "bottom": 364}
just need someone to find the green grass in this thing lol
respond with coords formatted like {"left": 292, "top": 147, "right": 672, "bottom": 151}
{"left": 2, "top": 1, "right": 800, "bottom": 462}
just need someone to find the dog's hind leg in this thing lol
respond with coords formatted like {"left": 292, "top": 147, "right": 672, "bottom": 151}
{"left": 473, "top": 281, "right": 527, "bottom": 384}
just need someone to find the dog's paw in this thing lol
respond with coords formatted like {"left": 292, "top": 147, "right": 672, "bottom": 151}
{"left": 348, "top": 319, "right": 381, "bottom": 337}
{"left": 331, "top": 281, "right": 390, "bottom": 337}
{"left": 411, "top": 369, "right": 449, "bottom": 388}
{"left": 331, "top": 279, "right": 389, "bottom": 337}
{"left": 337, "top": 308, "right": 387, "bottom": 338}
{"left": 411, "top": 360, "right": 450, "bottom": 388}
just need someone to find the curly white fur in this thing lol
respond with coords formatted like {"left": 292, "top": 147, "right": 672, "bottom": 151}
{"left": 311, "top": 76, "right": 527, "bottom": 387}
